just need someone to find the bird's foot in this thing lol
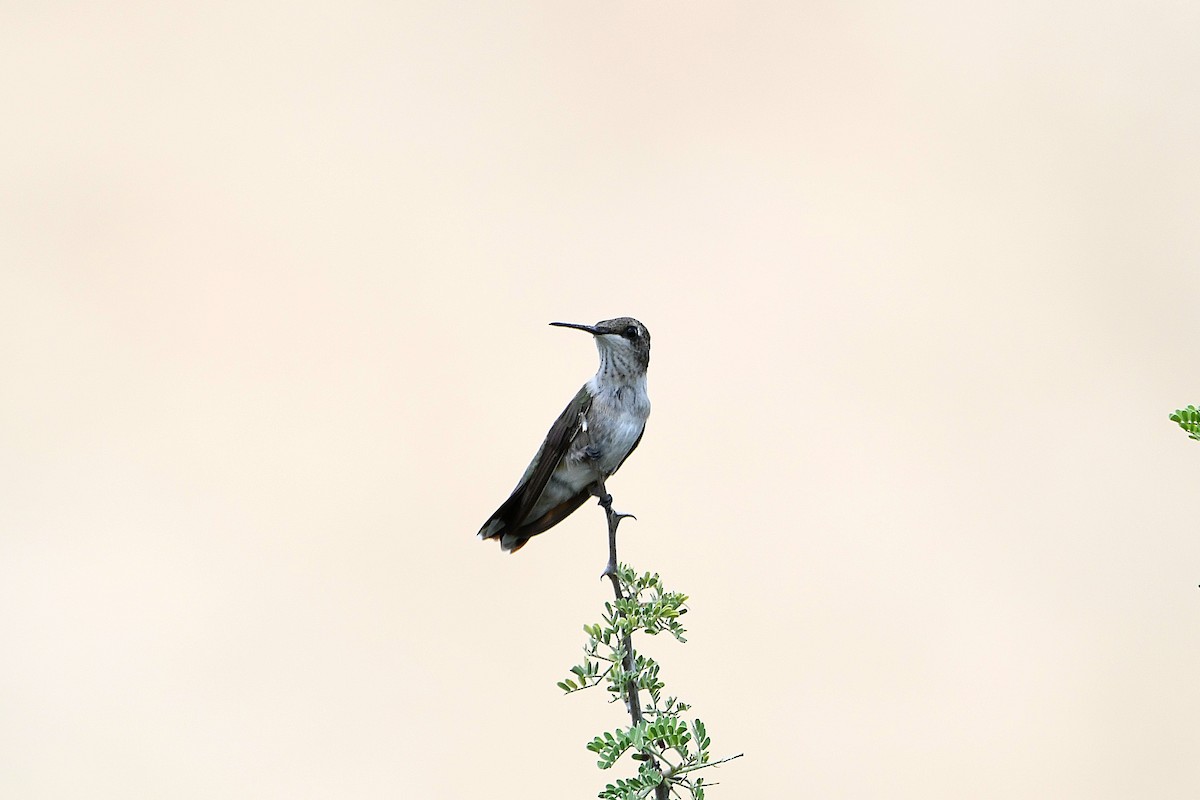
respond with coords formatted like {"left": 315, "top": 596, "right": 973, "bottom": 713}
{"left": 594, "top": 492, "right": 637, "bottom": 522}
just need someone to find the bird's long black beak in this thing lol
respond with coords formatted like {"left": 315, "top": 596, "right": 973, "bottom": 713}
{"left": 549, "top": 321, "right": 600, "bottom": 335}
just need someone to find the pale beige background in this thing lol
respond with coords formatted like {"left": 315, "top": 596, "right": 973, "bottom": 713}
{"left": 2, "top": 2, "right": 1199, "bottom": 798}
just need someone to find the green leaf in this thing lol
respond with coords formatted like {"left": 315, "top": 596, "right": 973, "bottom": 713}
{"left": 1170, "top": 405, "right": 1200, "bottom": 441}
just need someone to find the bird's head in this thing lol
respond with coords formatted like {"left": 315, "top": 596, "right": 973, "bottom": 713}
{"left": 550, "top": 317, "right": 651, "bottom": 375}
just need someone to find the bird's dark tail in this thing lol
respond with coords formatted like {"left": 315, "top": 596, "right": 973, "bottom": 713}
{"left": 477, "top": 503, "right": 529, "bottom": 553}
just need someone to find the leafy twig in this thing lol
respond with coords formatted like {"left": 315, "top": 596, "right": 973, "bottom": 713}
{"left": 559, "top": 482, "right": 741, "bottom": 800}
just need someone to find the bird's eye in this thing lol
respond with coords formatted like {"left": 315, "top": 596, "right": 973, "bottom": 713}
{"left": 623, "top": 325, "right": 638, "bottom": 340}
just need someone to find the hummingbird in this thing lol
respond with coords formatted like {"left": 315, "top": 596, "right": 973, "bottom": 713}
{"left": 478, "top": 317, "right": 651, "bottom": 554}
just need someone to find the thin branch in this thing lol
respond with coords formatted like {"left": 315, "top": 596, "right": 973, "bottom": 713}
{"left": 563, "top": 664, "right": 615, "bottom": 693}
{"left": 649, "top": 748, "right": 681, "bottom": 773}
{"left": 669, "top": 752, "right": 746, "bottom": 778}
{"left": 590, "top": 479, "right": 669, "bottom": 800}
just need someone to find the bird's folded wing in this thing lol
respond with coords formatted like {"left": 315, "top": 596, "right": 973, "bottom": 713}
{"left": 505, "top": 385, "right": 592, "bottom": 527}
